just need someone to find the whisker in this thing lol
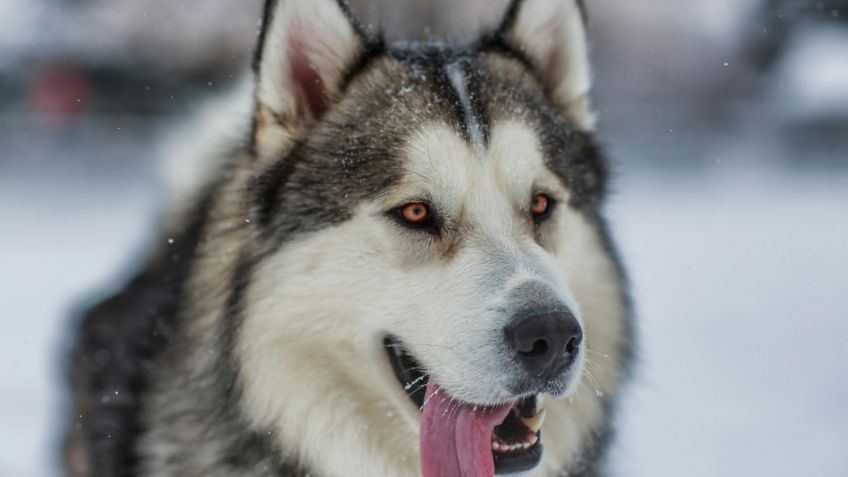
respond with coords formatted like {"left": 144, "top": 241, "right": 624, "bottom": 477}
{"left": 583, "top": 367, "right": 604, "bottom": 398}
{"left": 395, "top": 373, "right": 430, "bottom": 400}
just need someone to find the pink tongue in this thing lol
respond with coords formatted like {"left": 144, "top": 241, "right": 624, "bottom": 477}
{"left": 420, "top": 381, "right": 514, "bottom": 477}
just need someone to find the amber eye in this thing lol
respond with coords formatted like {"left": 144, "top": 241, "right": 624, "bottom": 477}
{"left": 400, "top": 202, "right": 431, "bottom": 225}
{"left": 530, "top": 194, "right": 551, "bottom": 218}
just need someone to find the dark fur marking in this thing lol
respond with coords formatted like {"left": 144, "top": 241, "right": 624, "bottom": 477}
{"left": 255, "top": 130, "right": 402, "bottom": 244}
{"left": 387, "top": 44, "right": 475, "bottom": 143}
{"left": 339, "top": 36, "right": 387, "bottom": 92}
{"left": 464, "top": 61, "right": 491, "bottom": 145}
{"left": 475, "top": 35, "right": 538, "bottom": 82}
{"left": 254, "top": 142, "right": 304, "bottom": 227}
{"left": 540, "top": 128, "right": 608, "bottom": 211}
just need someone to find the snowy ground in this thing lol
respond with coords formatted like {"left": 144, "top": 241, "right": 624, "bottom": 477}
{"left": 609, "top": 168, "right": 848, "bottom": 476}
{"left": 1, "top": 110, "right": 846, "bottom": 476}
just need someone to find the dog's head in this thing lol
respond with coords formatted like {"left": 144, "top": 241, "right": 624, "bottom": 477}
{"left": 233, "top": 1, "right": 629, "bottom": 475}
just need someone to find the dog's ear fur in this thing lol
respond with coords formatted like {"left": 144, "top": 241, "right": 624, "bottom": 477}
{"left": 498, "top": 0, "right": 595, "bottom": 130}
{"left": 252, "top": 0, "right": 366, "bottom": 160}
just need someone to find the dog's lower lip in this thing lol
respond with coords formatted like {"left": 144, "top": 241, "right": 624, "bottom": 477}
{"left": 383, "top": 336, "right": 545, "bottom": 474}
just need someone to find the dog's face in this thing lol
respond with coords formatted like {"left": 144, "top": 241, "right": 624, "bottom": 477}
{"left": 375, "top": 116, "right": 591, "bottom": 402}
{"left": 234, "top": 1, "right": 628, "bottom": 476}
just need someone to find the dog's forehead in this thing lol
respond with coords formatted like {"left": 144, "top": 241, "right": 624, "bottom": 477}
{"left": 399, "top": 121, "right": 555, "bottom": 206}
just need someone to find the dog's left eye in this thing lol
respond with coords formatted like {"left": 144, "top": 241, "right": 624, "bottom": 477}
{"left": 530, "top": 193, "right": 554, "bottom": 221}
{"left": 390, "top": 202, "right": 438, "bottom": 233}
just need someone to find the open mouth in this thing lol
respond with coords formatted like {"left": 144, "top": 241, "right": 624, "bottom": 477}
{"left": 385, "top": 336, "right": 545, "bottom": 476}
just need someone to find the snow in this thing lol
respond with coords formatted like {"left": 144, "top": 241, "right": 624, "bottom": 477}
{"left": 608, "top": 168, "right": 848, "bottom": 476}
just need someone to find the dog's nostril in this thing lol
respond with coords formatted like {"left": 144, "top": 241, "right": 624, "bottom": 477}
{"left": 565, "top": 334, "right": 581, "bottom": 355}
{"left": 520, "top": 339, "right": 549, "bottom": 357}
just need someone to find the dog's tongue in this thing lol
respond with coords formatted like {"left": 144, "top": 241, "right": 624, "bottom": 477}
{"left": 420, "top": 381, "right": 514, "bottom": 477}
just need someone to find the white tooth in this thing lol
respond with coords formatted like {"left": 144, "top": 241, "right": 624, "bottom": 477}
{"left": 535, "top": 394, "right": 544, "bottom": 410}
{"left": 532, "top": 434, "right": 539, "bottom": 445}
{"left": 492, "top": 442, "right": 500, "bottom": 451}
{"left": 520, "top": 408, "right": 547, "bottom": 433}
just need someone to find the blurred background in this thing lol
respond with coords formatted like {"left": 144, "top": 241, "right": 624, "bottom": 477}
{"left": 1, "top": 0, "right": 846, "bottom": 475}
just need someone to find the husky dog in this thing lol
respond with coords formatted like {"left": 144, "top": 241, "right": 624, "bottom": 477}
{"left": 64, "top": 0, "right": 633, "bottom": 475}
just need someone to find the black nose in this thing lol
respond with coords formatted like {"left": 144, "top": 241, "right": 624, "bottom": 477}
{"left": 505, "top": 311, "right": 583, "bottom": 377}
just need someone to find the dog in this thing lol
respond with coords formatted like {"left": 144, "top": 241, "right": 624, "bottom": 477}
{"left": 64, "top": 0, "right": 633, "bottom": 475}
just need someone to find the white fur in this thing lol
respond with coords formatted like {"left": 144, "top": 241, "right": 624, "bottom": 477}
{"left": 505, "top": 0, "right": 595, "bottom": 129}
{"left": 237, "top": 120, "right": 626, "bottom": 476}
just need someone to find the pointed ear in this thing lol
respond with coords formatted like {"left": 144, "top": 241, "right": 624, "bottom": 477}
{"left": 498, "top": 0, "right": 595, "bottom": 130}
{"left": 252, "top": 0, "right": 366, "bottom": 159}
